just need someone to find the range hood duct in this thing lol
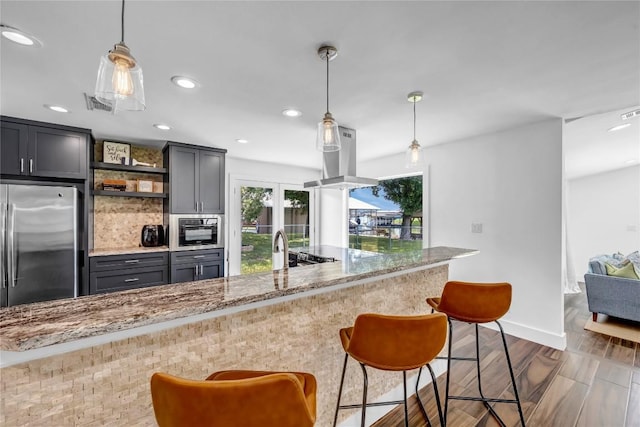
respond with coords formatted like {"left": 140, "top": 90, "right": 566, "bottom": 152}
{"left": 304, "top": 126, "right": 378, "bottom": 189}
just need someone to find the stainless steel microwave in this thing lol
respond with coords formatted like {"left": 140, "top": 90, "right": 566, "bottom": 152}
{"left": 169, "top": 214, "right": 224, "bottom": 251}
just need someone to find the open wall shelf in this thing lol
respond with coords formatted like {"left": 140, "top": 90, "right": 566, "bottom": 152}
{"left": 92, "top": 190, "right": 167, "bottom": 198}
{"left": 90, "top": 162, "right": 167, "bottom": 174}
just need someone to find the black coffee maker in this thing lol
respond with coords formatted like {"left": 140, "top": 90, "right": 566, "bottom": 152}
{"left": 141, "top": 225, "right": 165, "bottom": 247}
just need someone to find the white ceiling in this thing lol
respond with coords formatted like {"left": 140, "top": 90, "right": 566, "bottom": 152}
{"left": 1, "top": 1, "right": 638, "bottom": 179}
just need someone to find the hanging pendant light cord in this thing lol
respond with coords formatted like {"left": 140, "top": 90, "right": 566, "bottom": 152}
{"left": 120, "top": 0, "right": 125, "bottom": 43}
{"left": 326, "top": 53, "right": 330, "bottom": 114}
{"left": 413, "top": 98, "right": 417, "bottom": 141}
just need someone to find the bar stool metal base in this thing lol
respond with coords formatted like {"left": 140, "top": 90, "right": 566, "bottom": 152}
{"left": 332, "top": 353, "right": 444, "bottom": 427}
{"left": 443, "top": 318, "right": 526, "bottom": 427}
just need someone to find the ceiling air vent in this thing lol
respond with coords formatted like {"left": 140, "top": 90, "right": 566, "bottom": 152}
{"left": 84, "top": 93, "right": 113, "bottom": 112}
{"left": 621, "top": 109, "right": 640, "bottom": 120}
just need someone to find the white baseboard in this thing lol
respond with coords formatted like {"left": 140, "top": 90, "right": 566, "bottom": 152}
{"left": 481, "top": 319, "right": 567, "bottom": 350}
{"left": 337, "top": 358, "right": 447, "bottom": 427}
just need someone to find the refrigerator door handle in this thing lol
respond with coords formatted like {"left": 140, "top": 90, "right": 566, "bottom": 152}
{"left": 7, "top": 204, "right": 16, "bottom": 288}
{"left": 0, "top": 199, "right": 5, "bottom": 289}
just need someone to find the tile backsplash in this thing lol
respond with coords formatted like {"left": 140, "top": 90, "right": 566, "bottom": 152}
{"left": 93, "top": 141, "right": 165, "bottom": 250}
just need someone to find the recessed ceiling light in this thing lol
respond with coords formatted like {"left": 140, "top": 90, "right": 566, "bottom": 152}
{"left": 1, "top": 25, "right": 41, "bottom": 47}
{"left": 621, "top": 109, "right": 640, "bottom": 120}
{"left": 171, "top": 76, "right": 198, "bottom": 89}
{"left": 282, "top": 109, "right": 302, "bottom": 117}
{"left": 236, "top": 139, "right": 249, "bottom": 144}
{"left": 44, "top": 104, "right": 69, "bottom": 113}
{"left": 608, "top": 123, "right": 631, "bottom": 132}
{"left": 153, "top": 124, "right": 171, "bottom": 130}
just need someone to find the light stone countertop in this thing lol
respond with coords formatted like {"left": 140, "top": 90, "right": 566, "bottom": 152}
{"left": 89, "top": 246, "right": 170, "bottom": 256}
{"left": 0, "top": 246, "right": 477, "bottom": 352}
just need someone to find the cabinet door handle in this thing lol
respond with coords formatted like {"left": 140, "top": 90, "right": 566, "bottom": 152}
{"left": 124, "top": 278, "right": 139, "bottom": 283}
{"left": 199, "top": 265, "right": 203, "bottom": 275}
{"left": 29, "top": 159, "right": 33, "bottom": 173}
{"left": 195, "top": 201, "right": 199, "bottom": 212}
{"left": 20, "top": 158, "right": 24, "bottom": 173}
{"left": 194, "top": 265, "right": 198, "bottom": 277}
{"left": 200, "top": 202, "right": 204, "bottom": 212}
{"left": 125, "top": 259, "right": 140, "bottom": 264}
{"left": 193, "top": 255, "right": 205, "bottom": 259}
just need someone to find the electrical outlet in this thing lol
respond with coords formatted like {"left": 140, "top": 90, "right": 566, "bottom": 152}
{"left": 471, "top": 223, "right": 483, "bottom": 233}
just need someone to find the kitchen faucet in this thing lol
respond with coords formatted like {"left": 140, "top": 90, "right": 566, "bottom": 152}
{"left": 273, "top": 228, "right": 289, "bottom": 270}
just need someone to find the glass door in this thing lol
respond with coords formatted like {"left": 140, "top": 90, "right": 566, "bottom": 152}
{"left": 228, "top": 179, "right": 315, "bottom": 276}
{"left": 240, "top": 185, "right": 274, "bottom": 275}
{"left": 283, "top": 189, "right": 311, "bottom": 250}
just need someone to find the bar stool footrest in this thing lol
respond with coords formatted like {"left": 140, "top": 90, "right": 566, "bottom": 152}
{"left": 449, "top": 395, "right": 521, "bottom": 404}
{"left": 338, "top": 400, "right": 405, "bottom": 410}
{"left": 448, "top": 356, "right": 478, "bottom": 362}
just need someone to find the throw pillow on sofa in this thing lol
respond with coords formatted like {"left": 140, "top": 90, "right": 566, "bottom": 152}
{"left": 589, "top": 254, "right": 624, "bottom": 274}
{"left": 605, "top": 262, "right": 640, "bottom": 279}
{"left": 625, "top": 251, "right": 640, "bottom": 276}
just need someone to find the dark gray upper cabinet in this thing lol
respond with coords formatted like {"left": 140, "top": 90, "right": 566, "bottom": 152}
{"left": 1, "top": 117, "right": 89, "bottom": 180}
{"left": 198, "top": 149, "right": 224, "bottom": 213}
{"left": 1, "top": 121, "right": 28, "bottom": 175}
{"left": 164, "top": 142, "right": 226, "bottom": 214}
{"left": 168, "top": 145, "right": 198, "bottom": 213}
{"left": 28, "top": 126, "right": 88, "bottom": 179}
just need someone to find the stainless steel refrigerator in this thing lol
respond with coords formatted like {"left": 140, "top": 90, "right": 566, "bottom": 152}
{"left": 1, "top": 184, "right": 78, "bottom": 307}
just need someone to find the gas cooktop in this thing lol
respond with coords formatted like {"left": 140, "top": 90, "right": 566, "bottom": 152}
{"left": 288, "top": 251, "right": 336, "bottom": 267}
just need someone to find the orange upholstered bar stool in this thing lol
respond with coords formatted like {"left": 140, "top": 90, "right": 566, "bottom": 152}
{"left": 427, "top": 281, "right": 526, "bottom": 426}
{"left": 332, "top": 312, "right": 447, "bottom": 427}
{"left": 150, "top": 369, "right": 316, "bottom": 427}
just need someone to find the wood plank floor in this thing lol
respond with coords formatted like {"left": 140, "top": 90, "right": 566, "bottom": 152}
{"left": 370, "top": 283, "right": 640, "bottom": 427}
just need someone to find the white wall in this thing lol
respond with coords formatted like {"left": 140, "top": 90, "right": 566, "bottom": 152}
{"left": 226, "top": 156, "right": 319, "bottom": 186}
{"left": 318, "top": 188, "right": 349, "bottom": 247}
{"left": 427, "top": 119, "right": 565, "bottom": 348}
{"left": 359, "top": 119, "right": 566, "bottom": 349}
{"left": 568, "top": 165, "right": 640, "bottom": 277}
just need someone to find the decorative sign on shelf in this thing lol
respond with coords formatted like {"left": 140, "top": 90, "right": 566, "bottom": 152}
{"left": 103, "top": 141, "right": 131, "bottom": 164}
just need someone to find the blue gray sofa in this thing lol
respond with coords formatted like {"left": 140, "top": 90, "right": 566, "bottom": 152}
{"left": 584, "top": 255, "right": 640, "bottom": 323}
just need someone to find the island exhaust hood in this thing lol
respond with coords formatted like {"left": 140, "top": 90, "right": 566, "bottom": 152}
{"left": 304, "top": 126, "right": 378, "bottom": 189}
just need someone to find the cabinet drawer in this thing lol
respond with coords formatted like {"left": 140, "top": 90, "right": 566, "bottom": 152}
{"left": 90, "top": 252, "right": 169, "bottom": 272}
{"left": 171, "top": 248, "right": 223, "bottom": 265}
{"left": 90, "top": 265, "right": 169, "bottom": 294}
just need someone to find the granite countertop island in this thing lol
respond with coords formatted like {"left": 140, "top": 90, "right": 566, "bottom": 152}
{"left": 0, "top": 245, "right": 478, "bottom": 426}
{"left": 0, "top": 246, "right": 477, "bottom": 355}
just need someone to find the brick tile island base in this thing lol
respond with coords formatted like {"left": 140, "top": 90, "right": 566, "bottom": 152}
{"left": 0, "top": 247, "right": 477, "bottom": 426}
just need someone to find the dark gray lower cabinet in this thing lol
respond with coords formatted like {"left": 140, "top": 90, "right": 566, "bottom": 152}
{"left": 89, "top": 252, "right": 169, "bottom": 294}
{"left": 170, "top": 248, "right": 224, "bottom": 283}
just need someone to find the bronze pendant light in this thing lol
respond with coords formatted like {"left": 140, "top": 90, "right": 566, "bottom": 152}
{"left": 95, "top": 0, "right": 145, "bottom": 111}
{"left": 316, "top": 45, "right": 341, "bottom": 152}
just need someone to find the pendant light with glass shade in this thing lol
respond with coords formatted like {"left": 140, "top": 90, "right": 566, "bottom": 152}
{"left": 406, "top": 91, "right": 424, "bottom": 168}
{"left": 95, "top": 0, "right": 145, "bottom": 111}
{"left": 316, "top": 45, "right": 341, "bottom": 152}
